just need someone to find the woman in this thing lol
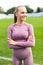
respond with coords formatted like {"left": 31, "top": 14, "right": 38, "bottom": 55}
{"left": 8, "top": 6, "right": 35, "bottom": 65}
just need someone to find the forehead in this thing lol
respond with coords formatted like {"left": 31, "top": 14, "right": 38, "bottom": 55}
{"left": 18, "top": 6, "right": 27, "bottom": 12}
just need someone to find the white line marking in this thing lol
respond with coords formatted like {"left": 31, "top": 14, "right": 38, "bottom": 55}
{"left": 0, "top": 56, "right": 12, "bottom": 61}
{"left": 0, "top": 56, "right": 39, "bottom": 65}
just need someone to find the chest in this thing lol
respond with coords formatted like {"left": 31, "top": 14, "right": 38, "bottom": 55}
{"left": 11, "top": 25, "right": 29, "bottom": 40}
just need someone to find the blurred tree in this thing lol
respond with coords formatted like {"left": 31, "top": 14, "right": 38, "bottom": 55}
{"left": 25, "top": 5, "right": 33, "bottom": 13}
{"left": 6, "top": 7, "right": 16, "bottom": 14}
{"left": 0, "top": 6, "right": 4, "bottom": 13}
{"left": 36, "top": 7, "right": 41, "bottom": 13}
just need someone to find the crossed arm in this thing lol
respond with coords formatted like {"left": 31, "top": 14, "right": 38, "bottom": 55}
{"left": 8, "top": 24, "right": 35, "bottom": 49}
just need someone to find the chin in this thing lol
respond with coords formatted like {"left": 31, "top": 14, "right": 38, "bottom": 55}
{"left": 21, "top": 19, "right": 25, "bottom": 22}
{"left": 21, "top": 18, "right": 26, "bottom": 21}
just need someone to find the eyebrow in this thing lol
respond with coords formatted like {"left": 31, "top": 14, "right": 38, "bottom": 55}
{"left": 20, "top": 11, "right": 27, "bottom": 13}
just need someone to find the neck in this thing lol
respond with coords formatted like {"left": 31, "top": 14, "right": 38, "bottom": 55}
{"left": 16, "top": 20, "right": 24, "bottom": 24}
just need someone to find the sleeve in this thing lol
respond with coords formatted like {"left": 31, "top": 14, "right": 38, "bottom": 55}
{"left": 8, "top": 25, "right": 14, "bottom": 49}
{"left": 16, "top": 24, "right": 35, "bottom": 47}
{"left": 8, "top": 26, "right": 12, "bottom": 39}
{"left": 7, "top": 26, "right": 24, "bottom": 49}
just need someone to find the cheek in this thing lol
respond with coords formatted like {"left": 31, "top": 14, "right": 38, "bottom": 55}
{"left": 17, "top": 13, "right": 27, "bottom": 18}
{"left": 16, "top": 12, "right": 21, "bottom": 18}
{"left": 18, "top": 13, "right": 24, "bottom": 16}
{"left": 17, "top": 14, "right": 22, "bottom": 18}
{"left": 21, "top": 14, "right": 27, "bottom": 18}
{"left": 21, "top": 14, "right": 24, "bottom": 17}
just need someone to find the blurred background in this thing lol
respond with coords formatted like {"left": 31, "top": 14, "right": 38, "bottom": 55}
{"left": 0, "top": 0, "right": 43, "bottom": 65}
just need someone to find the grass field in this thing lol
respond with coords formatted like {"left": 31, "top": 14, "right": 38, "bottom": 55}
{"left": 0, "top": 17, "right": 43, "bottom": 65}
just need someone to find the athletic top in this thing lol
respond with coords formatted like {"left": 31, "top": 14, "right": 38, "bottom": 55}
{"left": 8, "top": 23, "right": 35, "bottom": 49}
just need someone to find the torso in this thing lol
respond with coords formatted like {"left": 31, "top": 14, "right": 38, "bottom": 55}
{"left": 10, "top": 22, "right": 32, "bottom": 59}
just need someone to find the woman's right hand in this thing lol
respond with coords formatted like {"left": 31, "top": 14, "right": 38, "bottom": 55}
{"left": 8, "top": 38, "right": 17, "bottom": 45}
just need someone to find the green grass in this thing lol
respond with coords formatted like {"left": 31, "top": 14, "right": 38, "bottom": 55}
{"left": 0, "top": 17, "right": 43, "bottom": 65}
{"left": 0, "top": 59, "right": 12, "bottom": 65}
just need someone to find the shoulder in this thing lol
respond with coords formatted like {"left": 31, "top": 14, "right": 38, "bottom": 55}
{"left": 24, "top": 22, "right": 33, "bottom": 28}
{"left": 8, "top": 23, "right": 15, "bottom": 30}
{"left": 24, "top": 23, "right": 34, "bottom": 34}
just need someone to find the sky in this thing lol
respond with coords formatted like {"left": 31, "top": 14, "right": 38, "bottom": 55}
{"left": 0, "top": 0, "right": 43, "bottom": 12}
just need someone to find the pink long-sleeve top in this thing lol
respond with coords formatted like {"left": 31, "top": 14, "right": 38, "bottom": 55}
{"left": 8, "top": 23, "right": 35, "bottom": 49}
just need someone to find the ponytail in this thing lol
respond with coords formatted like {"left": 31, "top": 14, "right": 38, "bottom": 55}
{"left": 14, "top": 7, "right": 18, "bottom": 23}
{"left": 14, "top": 13, "right": 17, "bottom": 23}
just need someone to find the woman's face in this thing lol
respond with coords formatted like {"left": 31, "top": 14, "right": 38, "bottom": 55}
{"left": 16, "top": 6, "right": 27, "bottom": 22}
